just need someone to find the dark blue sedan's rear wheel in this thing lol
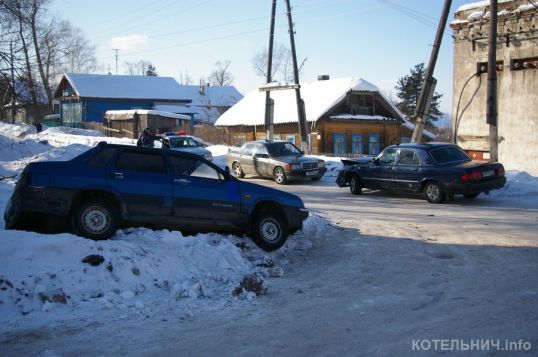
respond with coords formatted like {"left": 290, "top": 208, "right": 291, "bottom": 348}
{"left": 73, "top": 200, "right": 119, "bottom": 240}
{"left": 424, "top": 182, "right": 445, "bottom": 204}
{"left": 252, "top": 212, "right": 288, "bottom": 251}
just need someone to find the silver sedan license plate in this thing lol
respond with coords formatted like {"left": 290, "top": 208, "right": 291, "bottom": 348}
{"left": 306, "top": 170, "right": 318, "bottom": 176}
{"left": 482, "top": 170, "right": 495, "bottom": 177}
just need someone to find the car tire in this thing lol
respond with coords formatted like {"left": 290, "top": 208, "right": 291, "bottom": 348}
{"left": 73, "top": 200, "right": 119, "bottom": 240}
{"left": 463, "top": 193, "right": 480, "bottom": 199}
{"left": 251, "top": 211, "right": 288, "bottom": 251}
{"left": 232, "top": 162, "right": 245, "bottom": 178}
{"left": 349, "top": 175, "right": 362, "bottom": 195}
{"left": 423, "top": 182, "right": 445, "bottom": 204}
{"left": 273, "top": 167, "right": 288, "bottom": 185}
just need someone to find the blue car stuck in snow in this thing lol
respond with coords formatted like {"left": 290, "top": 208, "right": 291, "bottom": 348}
{"left": 4, "top": 142, "right": 308, "bottom": 251}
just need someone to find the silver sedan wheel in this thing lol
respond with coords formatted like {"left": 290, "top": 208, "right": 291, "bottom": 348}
{"left": 273, "top": 167, "right": 287, "bottom": 184}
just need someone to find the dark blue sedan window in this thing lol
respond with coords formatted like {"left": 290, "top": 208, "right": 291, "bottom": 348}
{"left": 378, "top": 148, "right": 397, "bottom": 165}
{"left": 116, "top": 151, "right": 167, "bottom": 174}
{"left": 87, "top": 147, "right": 116, "bottom": 168}
{"left": 430, "top": 146, "right": 470, "bottom": 164}
{"left": 398, "top": 149, "right": 420, "bottom": 165}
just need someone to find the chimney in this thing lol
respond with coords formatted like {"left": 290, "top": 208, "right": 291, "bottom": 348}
{"left": 317, "top": 75, "right": 330, "bottom": 81}
{"left": 199, "top": 79, "right": 205, "bottom": 95}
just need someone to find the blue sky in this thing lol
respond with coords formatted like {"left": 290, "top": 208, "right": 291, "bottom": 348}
{"left": 50, "top": 0, "right": 475, "bottom": 113}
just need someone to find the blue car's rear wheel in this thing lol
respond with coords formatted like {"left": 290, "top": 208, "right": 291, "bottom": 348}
{"left": 73, "top": 200, "right": 119, "bottom": 240}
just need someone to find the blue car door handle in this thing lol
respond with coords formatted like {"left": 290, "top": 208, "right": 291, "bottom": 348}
{"left": 174, "top": 178, "right": 191, "bottom": 185}
{"left": 112, "top": 172, "right": 124, "bottom": 180}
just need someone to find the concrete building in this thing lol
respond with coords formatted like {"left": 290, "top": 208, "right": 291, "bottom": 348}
{"left": 450, "top": 0, "right": 537, "bottom": 175}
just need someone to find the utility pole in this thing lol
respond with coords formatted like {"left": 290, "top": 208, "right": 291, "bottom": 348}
{"left": 487, "top": 0, "right": 498, "bottom": 162}
{"left": 411, "top": 0, "right": 452, "bottom": 143}
{"left": 10, "top": 41, "right": 16, "bottom": 124}
{"left": 112, "top": 49, "right": 120, "bottom": 75}
{"left": 264, "top": 0, "right": 277, "bottom": 141}
{"left": 285, "top": 0, "right": 309, "bottom": 152}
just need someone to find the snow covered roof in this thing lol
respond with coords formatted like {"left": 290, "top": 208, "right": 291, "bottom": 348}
{"left": 455, "top": 0, "right": 515, "bottom": 13}
{"left": 214, "top": 77, "right": 390, "bottom": 127}
{"left": 105, "top": 109, "right": 190, "bottom": 120}
{"left": 329, "top": 114, "right": 400, "bottom": 121}
{"left": 401, "top": 120, "right": 436, "bottom": 139}
{"left": 452, "top": 0, "right": 534, "bottom": 25}
{"left": 55, "top": 73, "right": 191, "bottom": 101}
{"left": 167, "top": 85, "right": 243, "bottom": 107}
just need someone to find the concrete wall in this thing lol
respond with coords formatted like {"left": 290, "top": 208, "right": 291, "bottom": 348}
{"left": 451, "top": 0, "right": 538, "bottom": 175}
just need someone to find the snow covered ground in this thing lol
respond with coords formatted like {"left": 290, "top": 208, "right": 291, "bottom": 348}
{"left": 1, "top": 122, "right": 537, "bottom": 355}
{"left": 0, "top": 123, "right": 339, "bottom": 334}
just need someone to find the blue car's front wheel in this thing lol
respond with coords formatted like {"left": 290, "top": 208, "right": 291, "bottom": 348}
{"left": 251, "top": 212, "right": 288, "bottom": 251}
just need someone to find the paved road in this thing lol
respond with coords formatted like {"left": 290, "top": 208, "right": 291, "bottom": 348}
{"left": 4, "top": 176, "right": 538, "bottom": 356}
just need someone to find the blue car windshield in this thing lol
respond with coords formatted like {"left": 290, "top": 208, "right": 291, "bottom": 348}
{"left": 430, "top": 146, "right": 471, "bottom": 164}
{"left": 266, "top": 142, "right": 302, "bottom": 156}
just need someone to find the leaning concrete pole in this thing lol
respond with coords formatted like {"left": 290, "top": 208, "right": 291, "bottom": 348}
{"left": 411, "top": 0, "right": 452, "bottom": 143}
{"left": 487, "top": 0, "right": 498, "bottom": 162}
{"left": 264, "top": 0, "right": 277, "bottom": 141}
{"left": 285, "top": 0, "right": 309, "bottom": 152}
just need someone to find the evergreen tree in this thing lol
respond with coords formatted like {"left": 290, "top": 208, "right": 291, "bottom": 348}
{"left": 394, "top": 63, "right": 443, "bottom": 124}
{"left": 146, "top": 64, "right": 157, "bottom": 76}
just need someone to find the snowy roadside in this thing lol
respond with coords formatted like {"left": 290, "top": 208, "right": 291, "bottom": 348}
{"left": 0, "top": 123, "right": 339, "bottom": 333}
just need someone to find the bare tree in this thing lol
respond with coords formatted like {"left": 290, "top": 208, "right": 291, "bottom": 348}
{"left": 208, "top": 60, "right": 233, "bottom": 86}
{"left": 56, "top": 21, "right": 99, "bottom": 74}
{"left": 251, "top": 43, "right": 300, "bottom": 83}
{"left": 1, "top": 0, "right": 99, "bottom": 119}
{"left": 177, "top": 69, "right": 193, "bottom": 85}
{"left": 124, "top": 60, "right": 154, "bottom": 76}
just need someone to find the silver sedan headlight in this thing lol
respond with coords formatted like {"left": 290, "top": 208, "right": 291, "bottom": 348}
{"left": 318, "top": 160, "right": 325, "bottom": 168}
{"left": 289, "top": 164, "right": 301, "bottom": 170}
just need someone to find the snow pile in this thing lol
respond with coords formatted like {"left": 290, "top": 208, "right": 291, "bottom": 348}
{"left": 492, "top": 170, "right": 538, "bottom": 198}
{"left": 0, "top": 214, "right": 327, "bottom": 329}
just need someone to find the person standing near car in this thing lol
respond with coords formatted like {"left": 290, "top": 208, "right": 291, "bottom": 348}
{"left": 137, "top": 127, "right": 156, "bottom": 147}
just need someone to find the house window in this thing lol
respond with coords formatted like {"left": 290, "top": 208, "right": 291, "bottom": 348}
{"left": 333, "top": 133, "right": 346, "bottom": 156}
{"left": 285, "top": 135, "right": 296, "bottom": 144}
{"left": 62, "top": 102, "right": 82, "bottom": 127}
{"left": 368, "top": 134, "right": 381, "bottom": 155}
{"left": 351, "top": 134, "right": 364, "bottom": 157}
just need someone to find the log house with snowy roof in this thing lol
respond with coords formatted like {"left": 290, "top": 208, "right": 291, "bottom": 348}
{"left": 215, "top": 76, "right": 434, "bottom": 156}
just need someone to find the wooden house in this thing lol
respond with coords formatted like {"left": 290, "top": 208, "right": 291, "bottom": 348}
{"left": 215, "top": 77, "right": 434, "bottom": 156}
{"left": 103, "top": 109, "right": 191, "bottom": 139}
{"left": 53, "top": 73, "right": 242, "bottom": 128}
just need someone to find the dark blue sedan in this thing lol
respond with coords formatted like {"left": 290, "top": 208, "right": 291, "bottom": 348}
{"left": 336, "top": 143, "right": 506, "bottom": 203}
